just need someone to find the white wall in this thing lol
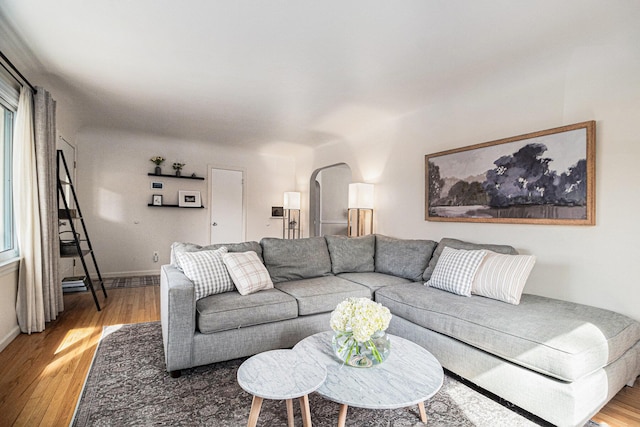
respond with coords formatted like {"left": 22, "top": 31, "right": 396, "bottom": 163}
{"left": 0, "top": 262, "right": 19, "bottom": 351}
{"left": 300, "top": 38, "right": 640, "bottom": 321}
{"left": 76, "top": 128, "right": 296, "bottom": 276}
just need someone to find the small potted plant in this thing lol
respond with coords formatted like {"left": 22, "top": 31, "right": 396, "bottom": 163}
{"left": 150, "top": 156, "right": 165, "bottom": 175}
{"left": 173, "top": 162, "right": 185, "bottom": 177}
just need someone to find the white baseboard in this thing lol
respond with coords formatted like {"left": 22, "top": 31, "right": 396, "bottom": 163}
{"left": 0, "top": 325, "right": 20, "bottom": 353}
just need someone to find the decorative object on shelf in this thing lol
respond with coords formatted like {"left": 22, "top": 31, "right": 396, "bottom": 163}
{"left": 173, "top": 162, "right": 185, "bottom": 177}
{"left": 348, "top": 183, "right": 374, "bottom": 237}
{"left": 283, "top": 192, "right": 300, "bottom": 239}
{"left": 152, "top": 194, "right": 163, "bottom": 206}
{"left": 178, "top": 190, "right": 201, "bottom": 207}
{"left": 59, "top": 230, "right": 81, "bottom": 256}
{"left": 330, "top": 297, "right": 392, "bottom": 368}
{"left": 151, "top": 156, "right": 165, "bottom": 175}
{"left": 271, "top": 206, "right": 283, "bottom": 217}
{"left": 425, "top": 120, "right": 596, "bottom": 225}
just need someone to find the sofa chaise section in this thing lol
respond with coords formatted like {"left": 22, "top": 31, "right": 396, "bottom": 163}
{"left": 377, "top": 283, "right": 640, "bottom": 382}
{"left": 378, "top": 282, "right": 640, "bottom": 426}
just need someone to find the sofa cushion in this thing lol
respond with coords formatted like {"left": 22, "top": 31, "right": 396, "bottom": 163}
{"left": 172, "top": 241, "right": 264, "bottom": 265}
{"left": 196, "top": 288, "right": 298, "bottom": 334}
{"left": 175, "top": 247, "right": 234, "bottom": 300}
{"left": 261, "top": 237, "right": 333, "bottom": 283}
{"left": 472, "top": 251, "right": 536, "bottom": 305}
{"left": 325, "top": 235, "right": 375, "bottom": 274}
{"left": 338, "top": 272, "right": 411, "bottom": 294}
{"left": 376, "top": 283, "right": 640, "bottom": 382}
{"left": 426, "top": 247, "right": 487, "bottom": 296}
{"left": 423, "top": 238, "right": 518, "bottom": 281}
{"left": 274, "top": 276, "right": 371, "bottom": 316}
{"left": 222, "top": 251, "right": 274, "bottom": 296}
{"left": 375, "top": 235, "right": 437, "bottom": 281}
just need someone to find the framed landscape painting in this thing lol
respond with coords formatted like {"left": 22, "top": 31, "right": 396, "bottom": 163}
{"left": 425, "top": 121, "right": 595, "bottom": 225}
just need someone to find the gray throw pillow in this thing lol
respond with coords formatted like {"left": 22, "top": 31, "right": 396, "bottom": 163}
{"left": 260, "top": 237, "right": 332, "bottom": 283}
{"left": 375, "top": 235, "right": 437, "bottom": 281}
{"left": 325, "top": 235, "right": 375, "bottom": 274}
{"left": 423, "top": 237, "right": 518, "bottom": 281}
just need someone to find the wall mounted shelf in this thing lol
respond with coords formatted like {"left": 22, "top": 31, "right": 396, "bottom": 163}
{"left": 147, "top": 204, "right": 205, "bottom": 208}
{"left": 147, "top": 173, "right": 204, "bottom": 180}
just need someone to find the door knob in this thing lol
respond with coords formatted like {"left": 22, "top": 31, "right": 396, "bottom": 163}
{"left": 212, "top": 222, "right": 218, "bottom": 226}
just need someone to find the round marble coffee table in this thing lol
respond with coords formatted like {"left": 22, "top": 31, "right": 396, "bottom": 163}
{"left": 294, "top": 331, "right": 443, "bottom": 426}
{"left": 237, "top": 349, "right": 327, "bottom": 427}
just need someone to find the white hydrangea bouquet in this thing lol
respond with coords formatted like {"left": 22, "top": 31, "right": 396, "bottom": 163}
{"left": 330, "top": 297, "right": 392, "bottom": 367}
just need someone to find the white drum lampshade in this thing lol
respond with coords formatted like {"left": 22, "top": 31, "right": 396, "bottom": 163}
{"left": 348, "top": 183, "right": 374, "bottom": 209}
{"left": 283, "top": 192, "right": 301, "bottom": 210}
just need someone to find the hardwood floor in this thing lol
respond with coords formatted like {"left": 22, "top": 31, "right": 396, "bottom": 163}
{"left": 0, "top": 286, "right": 160, "bottom": 427}
{"left": 0, "top": 285, "right": 638, "bottom": 426}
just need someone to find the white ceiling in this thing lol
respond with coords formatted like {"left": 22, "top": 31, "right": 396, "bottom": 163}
{"left": 0, "top": 1, "right": 636, "bottom": 150}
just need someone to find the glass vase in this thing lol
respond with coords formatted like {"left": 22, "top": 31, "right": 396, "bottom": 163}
{"left": 331, "top": 330, "right": 391, "bottom": 368}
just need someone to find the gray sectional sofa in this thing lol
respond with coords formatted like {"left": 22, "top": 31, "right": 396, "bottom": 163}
{"left": 160, "top": 235, "right": 640, "bottom": 427}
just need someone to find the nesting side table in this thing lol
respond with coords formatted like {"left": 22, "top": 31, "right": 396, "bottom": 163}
{"left": 237, "top": 349, "right": 327, "bottom": 427}
{"left": 294, "top": 331, "right": 444, "bottom": 427}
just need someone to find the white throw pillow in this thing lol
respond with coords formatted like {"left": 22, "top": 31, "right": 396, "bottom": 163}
{"left": 426, "top": 247, "right": 487, "bottom": 296}
{"left": 222, "top": 251, "right": 274, "bottom": 296}
{"left": 472, "top": 251, "right": 536, "bottom": 305}
{"left": 175, "top": 247, "right": 234, "bottom": 300}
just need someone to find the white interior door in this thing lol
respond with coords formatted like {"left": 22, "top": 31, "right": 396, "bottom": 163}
{"left": 210, "top": 168, "right": 244, "bottom": 244}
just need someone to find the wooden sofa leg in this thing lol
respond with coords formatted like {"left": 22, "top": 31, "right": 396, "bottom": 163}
{"left": 169, "top": 370, "right": 182, "bottom": 378}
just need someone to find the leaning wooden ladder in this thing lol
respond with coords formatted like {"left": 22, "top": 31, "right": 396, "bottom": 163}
{"left": 57, "top": 149, "right": 107, "bottom": 310}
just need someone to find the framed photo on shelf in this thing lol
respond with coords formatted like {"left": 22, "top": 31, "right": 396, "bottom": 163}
{"left": 152, "top": 194, "right": 163, "bottom": 206}
{"left": 178, "top": 190, "right": 201, "bottom": 208}
{"left": 151, "top": 181, "right": 164, "bottom": 190}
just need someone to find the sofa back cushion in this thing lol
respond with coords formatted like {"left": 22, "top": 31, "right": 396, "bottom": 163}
{"left": 423, "top": 238, "right": 518, "bottom": 281}
{"left": 171, "top": 241, "right": 263, "bottom": 266}
{"left": 375, "top": 235, "right": 437, "bottom": 281}
{"left": 325, "top": 235, "right": 375, "bottom": 274}
{"left": 261, "top": 237, "right": 333, "bottom": 283}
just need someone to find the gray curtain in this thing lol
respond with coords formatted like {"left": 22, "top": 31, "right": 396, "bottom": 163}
{"left": 34, "top": 87, "right": 62, "bottom": 322}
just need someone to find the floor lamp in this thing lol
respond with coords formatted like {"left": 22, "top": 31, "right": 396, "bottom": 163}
{"left": 348, "top": 183, "right": 374, "bottom": 237}
{"left": 283, "top": 191, "right": 301, "bottom": 239}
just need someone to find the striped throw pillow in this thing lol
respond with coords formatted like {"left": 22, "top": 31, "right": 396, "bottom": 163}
{"left": 222, "top": 251, "right": 274, "bottom": 296}
{"left": 426, "top": 247, "right": 487, "bottom": 296}
{"left": 472, "top": 251, "right": 536, "bottom": 305}
{"left": 175, "top": 247, "right": 234, "bottom": 300}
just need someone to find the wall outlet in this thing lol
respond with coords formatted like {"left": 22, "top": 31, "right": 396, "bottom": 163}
{"left": 153, "top": 251, "right": 159, "bottom": 263}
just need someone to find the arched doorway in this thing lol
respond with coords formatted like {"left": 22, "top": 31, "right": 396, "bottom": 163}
{"left": 309, "top": 163, "right": 352, "bottom": 237}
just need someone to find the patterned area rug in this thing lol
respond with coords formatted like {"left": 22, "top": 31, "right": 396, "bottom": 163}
{"left": 103, "top": 275, "right": 160, "bottom": 289}
{"left": 71, "top": 322, "right": 598, "bottom": 426}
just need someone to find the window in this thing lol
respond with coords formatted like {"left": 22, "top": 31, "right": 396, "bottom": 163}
{"left": 0, "top": 68, "right": 19, "bottom": 263}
